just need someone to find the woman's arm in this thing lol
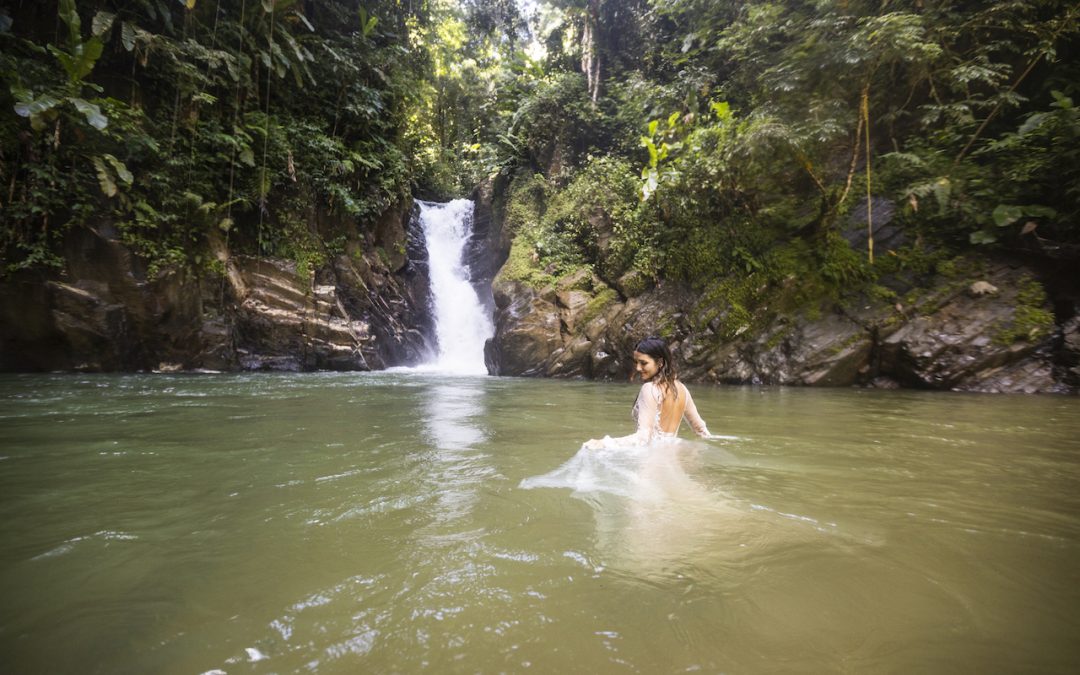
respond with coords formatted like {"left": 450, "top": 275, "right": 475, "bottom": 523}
{"left": 584, "top": 383, "right": 657, "bottom": 448}
{"left": 682, "top": 386, "right": 713, "bottom": 438}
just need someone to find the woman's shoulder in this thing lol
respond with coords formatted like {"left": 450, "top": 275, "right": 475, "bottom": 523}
{"left": 639, "top": 381, "right": 662, "bottom": 398}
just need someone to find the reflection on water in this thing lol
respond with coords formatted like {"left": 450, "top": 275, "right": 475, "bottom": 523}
{"left": 418, "top": 378, "right": 490, "bottom": 526}
{"left": 1, "top": 373, "right": 1079, "bottom": 673}
{"left": 422, "top": 379, "right": 488, "bottom": 452}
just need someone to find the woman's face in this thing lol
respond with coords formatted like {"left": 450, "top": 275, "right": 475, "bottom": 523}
{"left": 632, "top": 351, "right": 661, "bottom": 381}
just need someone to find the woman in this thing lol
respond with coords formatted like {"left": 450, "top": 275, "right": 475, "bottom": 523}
{"left": 584, "top": 336, "right": 715, "bottom": 449}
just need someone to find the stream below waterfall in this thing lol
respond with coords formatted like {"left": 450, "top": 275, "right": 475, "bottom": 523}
{"left": 1, "top": 372, "right": 1079, "bottom": 673}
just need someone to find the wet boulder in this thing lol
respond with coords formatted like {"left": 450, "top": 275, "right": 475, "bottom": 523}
{"left": 876, "top": 262, "right": 1056, "bottom": 390}
{"left": 488, "top": 279, "right": 563, "bottom": 376}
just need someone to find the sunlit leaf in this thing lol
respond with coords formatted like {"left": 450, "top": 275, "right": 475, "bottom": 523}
{"left": 13, "top": 93, "right": 62, "bottom": 118}
{"left": 93, "top": 156, "right": 117, "bottom": 197}
{"left": 363, "top": 15, "right": 378, "bottom": 37}
{"left": 295, "top": 12, "right": 314, "bottom": 32}
{"left": 70, "top": 97, "right": 108, "bottom": 130}
{"left": 92, "top": 11, "right": 115, "bottom": 36}
{"left": 103, "top": 154, "right": 133, "bottom": 185}
{"left": 1015, "top": 111, "right": 1049, "bottom": 136}
{"left": 121, "top": 21, "right": 136, "bottom": 51}
{"left": 711, "top": 101, "right": 731, "bottom": 122}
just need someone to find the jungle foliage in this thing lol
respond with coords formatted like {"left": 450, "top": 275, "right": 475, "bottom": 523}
{"left": 486, "top": 0, "right": 1080, "bottom": 308}
{"left": 2, "top": 0, "right": 436, "bottom": 276}
{"left": 3, "top": 0, "right": 1078, "bottom": 298}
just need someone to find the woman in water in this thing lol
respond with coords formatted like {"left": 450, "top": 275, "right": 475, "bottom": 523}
{"left": 584, "top": 336, "right": 715, "bottom": 449}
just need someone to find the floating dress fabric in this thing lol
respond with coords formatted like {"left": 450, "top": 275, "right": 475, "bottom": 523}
{"left": 519, "top": 381, "right": 716, "bottom": 497}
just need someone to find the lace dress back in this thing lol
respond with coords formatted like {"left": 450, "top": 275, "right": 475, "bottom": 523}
{"left": 618, "top": 381, "right": 710, "bottom": 446}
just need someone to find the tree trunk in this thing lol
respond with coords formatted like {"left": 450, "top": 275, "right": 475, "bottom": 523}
{"left": 581, "top": 0, "right": 602, "bottom": 105}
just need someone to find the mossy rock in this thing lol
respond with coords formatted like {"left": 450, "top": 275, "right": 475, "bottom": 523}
{"left": 580, "top": 286, "right": 620, "bottom": 327}
{"left": 994, "top": 275, "right": 1054, "bottom": 345}
{"left": 615, "top": 269, "right": 653, "bottom": 298}
{"left": 495, "top": 236, "right": 555, "bottom": 289}
{"left": 556, "top": 267, "right": 594, "bottom": 293}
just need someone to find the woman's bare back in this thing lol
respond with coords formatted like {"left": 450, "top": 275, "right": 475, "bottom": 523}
{"left": 656, "top": 382, "right": 689, "bottom": 434}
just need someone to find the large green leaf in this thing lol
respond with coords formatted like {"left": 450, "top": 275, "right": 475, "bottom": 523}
{"left": 92, "top": 156, "right": 117, "bottom": 197}
{"left": 103, "top": 154, "right": 133, "bottom": 185}
{"left": 13, "top": 93, "right": 62, "bottom": 118}
{"left": 58, "top": 0, "right": 81, "bottom": 47}
{"left": 121, "top": 21, "right": 136, "bottom": 51}
{"left": 640, "top": 137, "right": 658, "bottom": 167}
{"left": 992, "top": 204, "right": 1023, "bottom": 228}
{"left": 70, "top": 97, "right": 108, "bottom": 130}
{"left": 73, "top": 37, "right": 104, "bottom": 80}
{"left": 92, "top": 10, "right": 115, "bottom": 36}
{"left": 49, "top": 36, "right": 103, "bottom": 82}
{"left": 47, "top": 45, "right": 76, "bottom": 80}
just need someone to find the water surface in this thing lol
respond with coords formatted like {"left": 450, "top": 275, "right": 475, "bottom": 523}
{"left": 1, "top": 373, "right": 1078, "bottom": 673}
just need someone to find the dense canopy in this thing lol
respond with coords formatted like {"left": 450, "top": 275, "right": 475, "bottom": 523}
{"left": 2, "top": 0, "right": 1078, "bottom": 301}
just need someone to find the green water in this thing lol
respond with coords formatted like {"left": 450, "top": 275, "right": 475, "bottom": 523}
{"left": 1, "top": 372, "right": 1078, "bottom": 673}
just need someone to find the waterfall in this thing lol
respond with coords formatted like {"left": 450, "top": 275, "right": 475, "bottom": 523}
{"left": 416, "top": 199, "right": 493, "bottom": 375}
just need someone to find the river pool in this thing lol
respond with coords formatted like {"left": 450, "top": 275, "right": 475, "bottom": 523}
{"left": 1, "top": 372, "right": 1078, "bottom": 673}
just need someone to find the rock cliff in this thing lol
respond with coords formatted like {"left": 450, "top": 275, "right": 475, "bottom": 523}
{"left": 486, "top": 257, "right": 1077, "bottom": 393}
{"left": 477, "top": 173, "right": 1078, "bottom": 394}
{"left": 0, "top": 201, "right": 433, "bottom": 372}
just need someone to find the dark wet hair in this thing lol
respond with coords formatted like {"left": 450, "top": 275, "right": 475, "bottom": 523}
{"left": 634, "top": 336, "right": 678, "bottom": 396}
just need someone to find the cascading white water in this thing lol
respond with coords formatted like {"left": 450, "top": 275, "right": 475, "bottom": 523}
{"left": 417, "top": 199, "right": 494, "bottom": 375}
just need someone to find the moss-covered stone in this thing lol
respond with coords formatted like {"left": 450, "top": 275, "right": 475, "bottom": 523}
{"left": 556, "top": 267, "right": 594, "bottom": 292}
{"left": 579, "top": 286, "right": 619, "bottom": 327}
{"left": 995, "top": 275, "right": 1054, "bottom": 344}
{"left": 504, "top": 173, "right": 549, "bottom": 234}
{"left": 616, "top": 269, "right": 652, "bottom": 298}
{"left": 494, "top": 236, "right": 555, "bottom": 290}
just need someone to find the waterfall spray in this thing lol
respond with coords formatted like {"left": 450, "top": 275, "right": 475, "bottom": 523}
{"left": 417, "top": 200, "right": 494, "bottom": 375}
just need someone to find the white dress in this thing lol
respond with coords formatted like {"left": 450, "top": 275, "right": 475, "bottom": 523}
{"left": 599, "top": 380, "right": 712, "bottom": 448}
